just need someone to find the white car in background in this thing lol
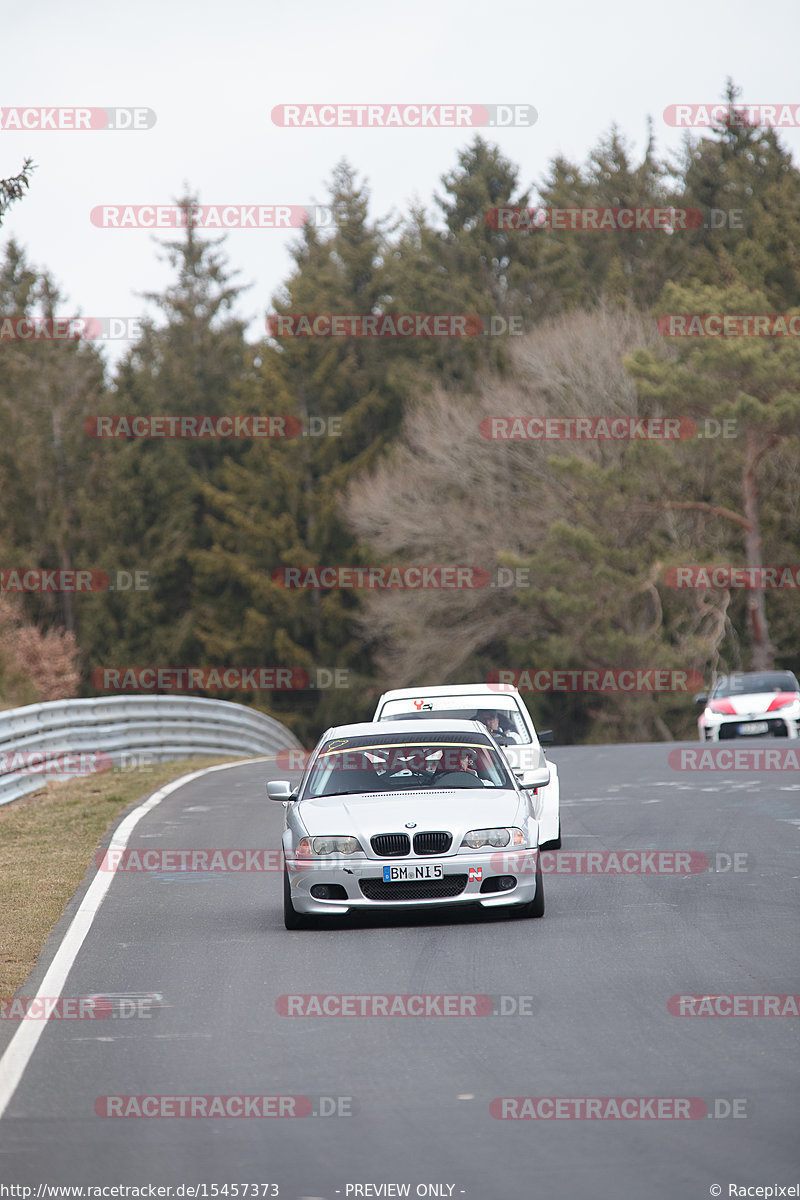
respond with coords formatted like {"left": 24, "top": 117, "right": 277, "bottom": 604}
{"left": 696, "top": 670, "right": 800, "bottom": 741}
{"left": 372, "top": 683, "right": 561, "bottom": 849}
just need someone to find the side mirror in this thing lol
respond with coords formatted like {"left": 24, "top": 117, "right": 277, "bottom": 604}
{"left": 538, "top": 729, "right": 554, "bottom": 745}
{"left": 518, "top": 766, "right": 551, "bottom": 789}
{"left": 266, "top": 780, "right": 297, "bottom": 801}
{"left": 694, "top": 694, "right": 708, "bottom": 707}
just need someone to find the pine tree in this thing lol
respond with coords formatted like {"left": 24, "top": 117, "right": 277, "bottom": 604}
{"left": 78, "top": 198, "right": 252, "bottom": 675}
{"left": 0, "top": 159, "right": 35, "bottom": 225}
{"left": 678, "top": 80, "right": 800, "bottom": 308}
{"left": 0, "top": 241, "right": 106, "bottom": 635}
{"left": 627, "top": 281, "right": 800, "bottom": 671}
{"left": 529, "top": 125, "right": 683, "bottom": 314}
{"left": 389, "top": 138, "right": 535, "bottom": 382}
{"left": 191, "top": 165, "right": 404, "bottom": 739}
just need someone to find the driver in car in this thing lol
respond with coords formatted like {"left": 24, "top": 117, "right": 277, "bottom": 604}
{"left": 456, "top": 749, "right": 479, "bottom": 775}
{"left": 428, "top": 747, "right": 486, "bottom": 782}
{"left": 476, "top": 710, "right": 520, "bottom": 746}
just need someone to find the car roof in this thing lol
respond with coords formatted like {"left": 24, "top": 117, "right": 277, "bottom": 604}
{"left": 378, "top": 683, "right": 520, "bottom": 700}
{"left": 322, "top": 717, "right": 495, "bottom": 739}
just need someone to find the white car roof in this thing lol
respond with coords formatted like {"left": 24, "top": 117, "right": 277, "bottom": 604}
{"left": 378, "top": 683, "right": 520, "bottom": 699}
{"left": 321, "top": 717, "right": 495, "bottom": 739}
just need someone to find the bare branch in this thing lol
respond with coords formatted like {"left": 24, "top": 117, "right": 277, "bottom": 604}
{"left": 653, "top": 500, "right": 753, "bottom": 532}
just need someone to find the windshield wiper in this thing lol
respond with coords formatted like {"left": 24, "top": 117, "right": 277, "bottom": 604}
{"left": 316, "top": 788, "right": 383, "bottom": 797}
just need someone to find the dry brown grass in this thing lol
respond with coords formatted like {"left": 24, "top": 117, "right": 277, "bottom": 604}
{"left": 0, "top": 757, "right": 239, "bottom": 1000}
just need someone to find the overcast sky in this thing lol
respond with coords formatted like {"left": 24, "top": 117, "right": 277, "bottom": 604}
{"left": 3, "top": 0, "right": 799, "bottom": 370}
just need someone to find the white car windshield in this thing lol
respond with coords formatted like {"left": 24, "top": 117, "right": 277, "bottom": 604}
{"left": 303, "top": 737, "right": 515, "bottom": 798}
{"left": 711, "top": 672, "right": 799, "bottom": 698}
{"left": 378, "top": 696, "right": 530, "bottom": 744}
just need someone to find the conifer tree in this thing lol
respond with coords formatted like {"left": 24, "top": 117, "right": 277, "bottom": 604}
{"left": 627, "top": 281, "right": 800, "bottom": 671}
{"left": 192, "top": 165, "right": 403, "bottom": 737}
{"left": 0, "top": 241, "right": 106, "bottom": 635}
{"left": 80, "top": 197, "right": 251, "bottom": 673}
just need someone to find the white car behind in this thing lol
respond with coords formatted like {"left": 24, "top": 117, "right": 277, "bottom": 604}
{"left": 372, "top": 683, "right": 561, "bottom": 849}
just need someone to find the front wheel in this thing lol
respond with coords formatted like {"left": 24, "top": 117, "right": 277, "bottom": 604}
{"left": 514, "top": 857, "right": 545, "bottom": 919}
{"left": 283, "top": 870, "right": 312, "bottom": 930}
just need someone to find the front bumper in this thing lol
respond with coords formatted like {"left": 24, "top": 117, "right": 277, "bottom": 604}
{"left": 284, "top": 849, "right": 541, "bottom": 915}
{"left": 700, "top": 714, "right": 799, "bottom": 740}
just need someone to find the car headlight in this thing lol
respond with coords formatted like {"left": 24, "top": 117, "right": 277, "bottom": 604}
{"left": 462, "top": 827, "right": 526, "bottom": 849}
{"left": 296, "top": 836, "right": 362, "bottom": 857}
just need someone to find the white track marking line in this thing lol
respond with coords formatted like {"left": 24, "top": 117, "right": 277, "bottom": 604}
{"left": 0, "top": 758, "right": 264, "bottom": 1119}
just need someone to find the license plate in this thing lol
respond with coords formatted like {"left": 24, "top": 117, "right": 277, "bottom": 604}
{"left": 739, "top": 721, "right": 769, "bottom": 735}
{"left": 382, "top": 864, "right": 444, "bottom": 882}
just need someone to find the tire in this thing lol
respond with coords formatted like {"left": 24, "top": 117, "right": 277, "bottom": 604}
{"left": 283, "top": 869, "right": 312, "bottom": 930}
{"left": 514, "top": 856, "right": 545, "bottom": 919}
{"left": 540, "top": 818, "right": 561, "bottom": 851}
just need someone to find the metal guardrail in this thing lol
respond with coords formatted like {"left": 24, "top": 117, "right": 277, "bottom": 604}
{"left": 0, "top": 695, "right": 302, "bottom": 807}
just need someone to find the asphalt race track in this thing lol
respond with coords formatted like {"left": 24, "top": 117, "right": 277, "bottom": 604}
{"left": 1, "top": 742, "right": 798, "bottom": 1199}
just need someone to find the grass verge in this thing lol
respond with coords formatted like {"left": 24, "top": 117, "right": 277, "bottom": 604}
{"left": 0, "top": 757, "right": 241, "bottom": 1000}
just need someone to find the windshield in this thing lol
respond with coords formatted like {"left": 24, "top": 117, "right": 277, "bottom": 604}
{"left": 377, "top": 695, "right": 531, "bottom": 745}
{"left": 711, "top": 672, "right": 800, "bottom": 698}
{"left": 303, "top": 736, "right": 516, "bottom": 798}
